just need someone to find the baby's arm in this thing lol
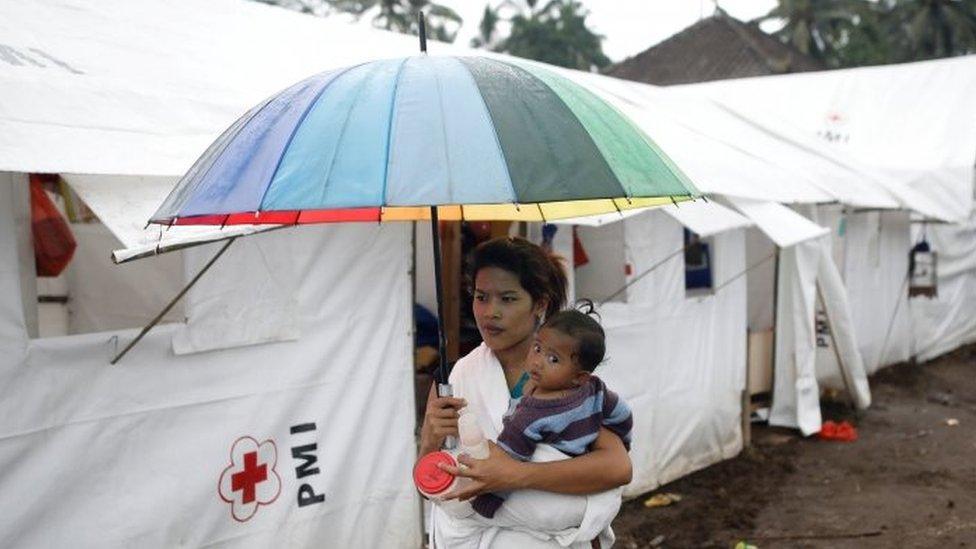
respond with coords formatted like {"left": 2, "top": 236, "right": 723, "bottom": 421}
{"left": 495, "top": 408, "right": 542, "bottom": 462}
{"left": 599, "top": 383, "right": 633, "bottom": 450}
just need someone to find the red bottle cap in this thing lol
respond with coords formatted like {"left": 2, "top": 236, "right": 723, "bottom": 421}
{"left": 413, "top": 451, "right": 457, "bottom": 496}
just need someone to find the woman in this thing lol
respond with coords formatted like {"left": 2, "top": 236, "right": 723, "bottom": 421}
{"left": 419, "top": 236, "right": 632, "bottom": 548}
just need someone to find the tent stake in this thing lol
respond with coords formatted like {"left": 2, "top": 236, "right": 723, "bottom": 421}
{"left": 110, "top": 237, "right": 237, "bottom": 365}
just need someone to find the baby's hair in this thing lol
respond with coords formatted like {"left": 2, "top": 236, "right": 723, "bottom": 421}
{"left": 542, "top": 299, "right": 605, "bottom": 373}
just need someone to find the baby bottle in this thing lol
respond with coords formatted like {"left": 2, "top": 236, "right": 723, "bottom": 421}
{"left": 413, "top": 408, "right": 486, "bottom": 519}
{"left": 414, "top": 451, "right": 475, "bottom": 518}
{"left": 458, "top": 408, "right": 489, "bottom": 460}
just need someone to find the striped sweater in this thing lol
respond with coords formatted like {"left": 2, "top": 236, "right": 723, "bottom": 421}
{"left": 472, "top": 376, "right": 632, "bottom": 518}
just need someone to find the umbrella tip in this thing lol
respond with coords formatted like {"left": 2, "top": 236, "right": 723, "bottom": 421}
{"left": 418, "top": 12, "right": 427, "bottom": 54}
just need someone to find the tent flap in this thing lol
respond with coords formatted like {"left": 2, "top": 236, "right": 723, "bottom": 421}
{"left": 63, "top": 174, "right": 279, "bottom": 263}
{"left": 554, "top": 198, "right": 753, "bottom": 237}
{"left": 660, "top": 198, "right": 752, "bottom": 237}
{"left": 726, "top": 197, "right": 828, "bottom": 248}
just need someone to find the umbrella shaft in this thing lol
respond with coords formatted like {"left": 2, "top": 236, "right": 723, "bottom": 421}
{"left": 430, "top": 207, "right": 450, "bottom": 384}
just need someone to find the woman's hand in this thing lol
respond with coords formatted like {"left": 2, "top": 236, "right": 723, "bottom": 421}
{"left": 439, "top": 442, "right": 527, "bottom": 501}
{"left": 418, "top": 382, "right": 466, "bottom": 456}
{"left": 442, "top": 428, "right": 631, "bottom": 498}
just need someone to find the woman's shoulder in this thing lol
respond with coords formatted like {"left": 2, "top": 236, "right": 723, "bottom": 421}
{"left": 448, "top": 342, "right": 496, "bottom": 384}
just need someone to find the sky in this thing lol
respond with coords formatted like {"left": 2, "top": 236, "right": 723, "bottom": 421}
{"left": 444, "top": 0, "right": 779, "bottom": 62}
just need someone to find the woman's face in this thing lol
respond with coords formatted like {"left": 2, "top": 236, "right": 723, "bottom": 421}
{"left": 473, "top": 266, "right": 544, "bottom": 354}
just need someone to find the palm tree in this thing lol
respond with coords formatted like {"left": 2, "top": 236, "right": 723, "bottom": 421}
{"left": 886, "top": 0, "right": 976, "bottom": 59}
{"left": 255, "top": 0, "right": 463, "bottom": 42}
{"left": 759, "top": 0, "right": 870, "bottom": 63}
{"left": 473, "top": 0, "right": 611, "bottom": 70}
{"left": 829, "top": 5, "right": 896, "bottom": 67}
{"left": 331, "top": 0, "right": 462, "bottom": 41}
{"left": 470, "top": 5, "right": 501, "bottom": 48}
{"left": 254, "top": 0, "right": 330, "bottom": 16}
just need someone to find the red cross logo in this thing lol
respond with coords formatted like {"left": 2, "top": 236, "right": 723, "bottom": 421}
{"left": 232, "top": 452, "right": 267, "bottom": 504}
{"left": 219, "top": 437, "right": 281, "bottom": 522}
{"left": 825, "top": 110, "right": 847, "bottom": 126}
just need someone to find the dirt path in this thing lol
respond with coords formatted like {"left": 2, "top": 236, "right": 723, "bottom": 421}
{"left": 613, "top": 346, "right": 976, "bottom": 548}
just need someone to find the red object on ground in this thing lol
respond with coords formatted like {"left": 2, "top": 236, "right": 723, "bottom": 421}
{"left": 29, "top": 174, "right": 76, "bottom": 277}
{"left": 818, "top": 420, "right": 858, "bottom": 442}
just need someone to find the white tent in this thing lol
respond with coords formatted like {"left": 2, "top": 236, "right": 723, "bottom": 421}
{"left": 0, "top": 184, "right": 420, "bottom": 546}
{"left": 0, "top": 0, "right": 846, "bottom": 470}
{"left": 0, "top": 0, "right": 771, "bottom": 543}
{"left": 684, "top": 56, "right": 976, "bottom": 223}
{"left": 5, "top": 0, "right": 969, "bottom": 544}
{"left": 690, "top": 57, "right": 976, "bottom": 367}
{"left": 552, "top": 200, "right": 756, "bottom": 494}
{"left": 0, "top": 1, "right": 431, "bottom": 546}
{"left": 548, "top": 70, "right": 883, "bottom": 434}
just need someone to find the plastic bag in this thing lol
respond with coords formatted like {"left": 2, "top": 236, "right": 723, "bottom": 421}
{"left": 30, "top": 174, "right": 76, "bottom": 276}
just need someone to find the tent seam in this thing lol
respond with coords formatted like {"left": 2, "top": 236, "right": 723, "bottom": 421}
{"left": 457, "top": 56, "right": 519, "bottom": 203}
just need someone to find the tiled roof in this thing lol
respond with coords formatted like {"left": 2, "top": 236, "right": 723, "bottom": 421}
{"left": 605, "top": 12, "right": 826, "bottom": 86}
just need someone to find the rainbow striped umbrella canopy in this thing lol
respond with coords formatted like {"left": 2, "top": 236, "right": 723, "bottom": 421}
{"left": 152, "top": 55, "right": 698, "bottom": 226}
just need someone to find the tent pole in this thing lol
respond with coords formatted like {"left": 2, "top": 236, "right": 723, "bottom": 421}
{"left": 816, "top": 282, "right": 859, "bottom": 416}
{"left": 875, "top": 267, "right": 910, "bottom": 372}
{"left": 110, "top": 237, "right": 236, "bottom": 365}
{"left": 769, "top": 247, "right": 780, "bottom": 408}
{"left": 599, "top": 244, "right": 688, "bottom": 305}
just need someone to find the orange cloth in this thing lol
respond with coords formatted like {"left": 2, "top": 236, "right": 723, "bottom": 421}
{"left": 817, "top": 420, "right": 858, "bottom": 442}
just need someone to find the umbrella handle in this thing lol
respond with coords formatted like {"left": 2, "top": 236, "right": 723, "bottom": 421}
{"left": 438, "top": 383, "right": 458, "bottom": 450}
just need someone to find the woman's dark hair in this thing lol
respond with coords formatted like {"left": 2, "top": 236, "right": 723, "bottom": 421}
{"left": 543, "top": 300, "right": 605, "bottom": 373}
{"left": 469, "top": 236, "right": 567, "bottom": 320}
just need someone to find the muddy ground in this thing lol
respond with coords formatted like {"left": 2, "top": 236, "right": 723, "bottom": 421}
{"left": 614, "top": 345, "right": 976, "bottom": 548}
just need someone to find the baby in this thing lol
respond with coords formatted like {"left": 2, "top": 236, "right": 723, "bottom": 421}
{"left": 472, "top": 302, "right": 633, "bottom": 519}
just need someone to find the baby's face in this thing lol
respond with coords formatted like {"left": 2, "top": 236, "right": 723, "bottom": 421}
{"left": 527, "top": 327, "right": 583, "bottom": 392}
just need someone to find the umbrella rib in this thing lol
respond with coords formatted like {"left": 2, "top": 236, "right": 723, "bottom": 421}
{"left": 381, "top": 59, "right": 409, "bottom": 210}
{"left": 162, "top": 95, "right": 276, "bottom": 221}
{"left": 255, "top": 64, "right": 362, "bottom": 214}
{"left": 314, "top": 69, "right": 380, "bottom": 207}
{"left": 460, "top": 59, "right": 519, "bottom": 204}
{"left": 612, "top": 198, "right": 624, "bottom": 220}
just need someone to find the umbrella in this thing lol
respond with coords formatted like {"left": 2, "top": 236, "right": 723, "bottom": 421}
{"left": 118, "top": 19, "right": 699, "bottom": 387}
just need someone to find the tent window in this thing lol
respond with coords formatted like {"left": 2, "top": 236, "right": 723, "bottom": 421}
{"left": 14, "top": 174, "right": 186, "bottom": 339}
{"left": 684, "top": 228, "right": 713, "bottom": 293}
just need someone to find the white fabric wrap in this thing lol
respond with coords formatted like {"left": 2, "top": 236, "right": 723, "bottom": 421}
{"left": 429, "top": 344, "right": 622, "bottom": 548}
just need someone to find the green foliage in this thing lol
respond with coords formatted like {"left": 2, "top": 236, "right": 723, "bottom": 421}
{"left": 470, "top": 5, "right": 501, "bottom": 48}
{"left": 254, "top": 0, "right": 462, "bottom": 42}
{"left": 760, "top": 0, "right": 976, "bottom": 67}
{"left": 887, "top": 0, "right": 976, "bottom": 60}
{"left": 472, "top": 1, "right": 611, "bottom": 71}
